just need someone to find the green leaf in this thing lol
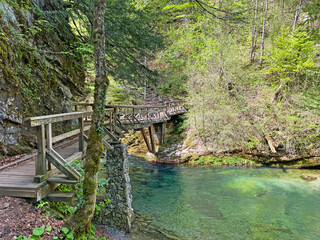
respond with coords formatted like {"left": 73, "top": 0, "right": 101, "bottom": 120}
{"left": 61, "top": 227, "right": 69, "bottom": 234}
{"left": 32, "top": 226, "right": 45, "bottom": 236}
{"left": 46, "top": 226, "right": 52, "bottom": 232}
{"left": 66, "top": 230, "right": 74, "bottom": 240}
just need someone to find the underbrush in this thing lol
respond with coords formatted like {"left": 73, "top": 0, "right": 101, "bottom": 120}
{"left": 189, "top": 154, "right": 259, "bottom": 167}
{"left": 18, "top": 159, "right": 110, "bottom": 240}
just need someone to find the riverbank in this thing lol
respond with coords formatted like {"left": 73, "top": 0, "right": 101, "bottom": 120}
{"left": 124, "top": 122, "right": 320, "bottom": 169}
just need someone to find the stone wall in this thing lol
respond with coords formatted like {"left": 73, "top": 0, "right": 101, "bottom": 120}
{"left": 95, "top": 143, "right": 133, "bottom": 232}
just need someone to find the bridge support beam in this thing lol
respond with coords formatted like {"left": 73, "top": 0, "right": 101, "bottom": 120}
{"left": 154, "top": 121, "right": 166, "bottom": 145}
{"left": 149, "top": 124, "right": 159, "bottom": 153}
{"left": 140, "top": 128, "right": 152, "bottom": 152}
{"left": 140, "top": 122, "right": 168, "bottom": 154}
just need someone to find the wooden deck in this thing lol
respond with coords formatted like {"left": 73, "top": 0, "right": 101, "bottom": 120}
{"left": 0, "top": 142, "right": 82, "bottom": 201}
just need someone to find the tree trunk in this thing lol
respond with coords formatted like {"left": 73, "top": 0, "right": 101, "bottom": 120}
{"left": 70, "top": 0, "right": 108, "bottom": 238}
{"left": 259, "top": 0, "right": 268, "bottom": 65}
{"left": 250, "top": 0, "right": 259, "bottom": 63}
{"left": 292, "top": 0, "right": 303, "bottom": 34}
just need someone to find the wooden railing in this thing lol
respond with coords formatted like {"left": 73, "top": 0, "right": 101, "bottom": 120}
{"left": 74, "top": 101, "right": 186, "bottom": 127}
{"left": 24, "top": 109, "right": 116, "bottom": 183}
{"left": 24, "top": 101, "right": 186, "bottom": 183}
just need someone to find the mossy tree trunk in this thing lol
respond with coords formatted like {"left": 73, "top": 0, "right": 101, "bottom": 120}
{"left": 71, "top": 0, "right": 108, "bottom": 238}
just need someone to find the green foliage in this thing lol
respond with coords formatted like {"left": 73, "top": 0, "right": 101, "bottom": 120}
{"left": 191, "top": 155, "right": 256, "bottom": 166}
{"left": 67, "top": 0, "right": 163, "bottom": 87}
{"left": 95, "top": 198, "right": 111, "bottom": 214}
{"left": 17, "top": 225, "right": 79, "bottom": 240}
{"left": 264, "top": 27, "right": 317, "bottom": 87}
{"left": 148, "top": 0, "right": 320, "bottom": 157}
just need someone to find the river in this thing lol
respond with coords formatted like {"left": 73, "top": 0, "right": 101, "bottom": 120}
{"left": 128, "top": 156, "right": 320, "bottom": 240}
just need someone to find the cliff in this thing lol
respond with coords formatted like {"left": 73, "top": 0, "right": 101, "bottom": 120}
{"left": 0, "top": 0, "right": 85, "bottom": 159}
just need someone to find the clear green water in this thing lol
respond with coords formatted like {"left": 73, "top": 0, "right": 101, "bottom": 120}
{"left": 129, "top": 156, "right": 320, "bottom": 240}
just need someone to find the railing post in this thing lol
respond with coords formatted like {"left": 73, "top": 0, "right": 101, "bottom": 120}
{"left": 110, "top": 107, "right": 118, "bottom": 132}
{"left": 132, "top": 108, "right": 135, "bottom": 123}
{"left": 79, "top": 116, "right": 84, "bottom": 153}
{"left": 36, "top": 124, "right": 46, "bottom": 177}
{"left": 146, "top": 108, "right": 149, "bottom": 122}
{"left": 46, "top": 123, "right": 53, "bottom": 170}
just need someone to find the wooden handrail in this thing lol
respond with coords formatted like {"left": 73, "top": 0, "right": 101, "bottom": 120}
{"left": 25, "top": 111, "right": 93, "bottom": 127}
{"left": 106, "top": 104, "right": 166, "bottom": 109}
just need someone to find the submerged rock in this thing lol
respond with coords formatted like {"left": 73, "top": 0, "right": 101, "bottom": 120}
{"left": 301, "top": 175, "right": 317, "bottom": 182}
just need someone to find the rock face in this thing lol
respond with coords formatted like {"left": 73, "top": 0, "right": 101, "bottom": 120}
{"left": 0, "top": 0, "right": 85, "bottom": 158}
{"left": 95, "top": 143, "right": 133, "bottom": 232}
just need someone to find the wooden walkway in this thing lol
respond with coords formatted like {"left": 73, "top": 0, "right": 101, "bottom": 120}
{"left": 0, "top": 142, "right": 81, "bottom": 201}
{"left": 0, "top": 101, "right": 186, "bottom": 202}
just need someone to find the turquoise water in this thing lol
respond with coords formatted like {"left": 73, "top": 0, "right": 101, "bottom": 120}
{"left": 129, "top": 157, "right": 320, "bottom": 240}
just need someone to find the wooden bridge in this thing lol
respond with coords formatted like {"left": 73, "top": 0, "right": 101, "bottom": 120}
{"left": 0, "top": 101, "right": 186, "bottom": 202}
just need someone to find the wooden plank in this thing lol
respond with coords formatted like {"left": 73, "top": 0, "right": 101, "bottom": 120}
{"left": 36, "top": 124, "right": 46, "bottom": 176}
{"left": 112, "top": 124, "right": 125, "bottom": 137}
{"left": 0, "top": 152, "right": 37, "bottom": 171}
{"left": 2, "top": 168, "right": 35, "bottom": 175}
{"left": 25, "top": 111, "right": 93, "bottom": 127}
{"left": 116, "top": 123, "right": 129, "bottom": 133}
{"left": 0, "top": 174, "right": 36, "bottom": 179}
{"left": 104, "top": 127, "right": 119, "bottom": 142}
{"left": 46, "top": 192, "right": 75, "bottom": 202}
{"left": 102, "top": 139, "right": 114, "bottom": 150}
{"left": 0, "top": 182, "right": 44, "bottom": 188}
{"left": 36, "top": 182, "right": 59, "bottom": 202}
{"left": 65, "top": 151, "right": 83, "bottom": 162}
{"left": 0, "top": 188, "right": 37, "bottom": 198}
{"left": 116, "top": 118, "right": 129, "bottom": 133}
{"left": 47, "top": 175, "right": 78, "bottom": 184}
{"left": 46, "top": 149, "right": 81, "bottom": 180}
{"left": 34, "top": 169, "right": 59, "bottom": 183}
{"left": 52, "top": 129, "right": 80, "bottom": 143}
{"left": 106, "top": 104, "right": 166, "bottom": 109}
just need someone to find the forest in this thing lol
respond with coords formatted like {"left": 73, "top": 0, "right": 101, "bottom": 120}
{"left": 0, "top": 0, "right": 319, "bottom": 239}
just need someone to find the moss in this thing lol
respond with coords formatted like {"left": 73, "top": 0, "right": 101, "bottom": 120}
{"left": 0, "top": 40, "right": 8, "bottom": 62}
{"left": 190, "top": 154, "right": 258, "bottom": 167}
{"left": 6, "top": 144, "right": 33, "bottom": 156}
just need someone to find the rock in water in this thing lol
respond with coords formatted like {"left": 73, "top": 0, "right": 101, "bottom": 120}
{"left": 146, "top": 152, "right": 157, "bottom": 161}
{"left": 301, "top": 175, "right": 317, "bottom": 182}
